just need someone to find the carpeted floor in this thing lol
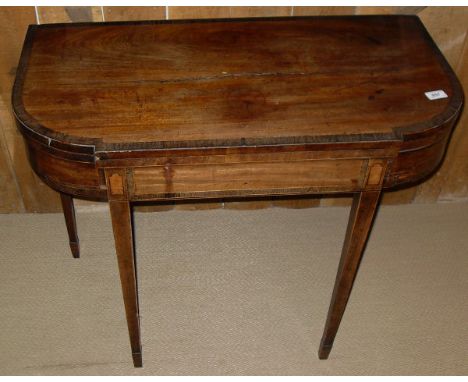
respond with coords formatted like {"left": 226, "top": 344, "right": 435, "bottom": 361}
{"left": 0, "top": 202, "right": 467, "bottom": 375}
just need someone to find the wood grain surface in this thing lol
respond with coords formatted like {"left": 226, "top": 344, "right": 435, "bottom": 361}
{"left": 12, "top": 15, "right": 463, "bottom": 204}
{"left": 37, "top": 6, "right": 103, "bottom": 23}
{"left": 104, "top": 6, "right": 165, "bottom": 22}
{"left": 17, "top": 16, "right": 457, "bottom": 152}
{"left": 1, "top": 6, "right": 467, "bottom": 212}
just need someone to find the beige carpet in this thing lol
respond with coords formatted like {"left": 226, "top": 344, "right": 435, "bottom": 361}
{"left": 0, "top": 202, "right": 467, "bottom": 375}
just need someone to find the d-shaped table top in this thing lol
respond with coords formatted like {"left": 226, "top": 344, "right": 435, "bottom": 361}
{"left": 12, "top": 15, "right": 464, "bottom": 367}
{"left": 13, "top": 15, "right": 462, "bottom": 154}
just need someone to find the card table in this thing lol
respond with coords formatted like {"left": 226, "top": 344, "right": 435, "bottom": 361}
{"left": 13, "top": 15, "right": 463, "bottom": 367}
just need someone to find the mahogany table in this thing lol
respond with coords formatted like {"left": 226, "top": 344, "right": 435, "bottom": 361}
{"left": 13, "top": 15, "right": 463, "bottom": 367}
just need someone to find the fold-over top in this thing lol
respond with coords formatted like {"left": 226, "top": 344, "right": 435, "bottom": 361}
{"left": 13, "top": 15, "right": 463, "bottom": 153}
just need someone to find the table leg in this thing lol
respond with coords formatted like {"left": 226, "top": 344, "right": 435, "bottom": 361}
{"left": 60, "top": 193, "right": 80, "bottom": 258}
{"left": 109, "top": 200, "right": 143, "bottom": 367}
{"left": 319, "top": 190, "right": 381, "bottom": 359}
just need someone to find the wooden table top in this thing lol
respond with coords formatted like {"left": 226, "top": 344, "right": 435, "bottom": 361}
{"left": 13, "top": 15, "right": 462, "bottom": 153}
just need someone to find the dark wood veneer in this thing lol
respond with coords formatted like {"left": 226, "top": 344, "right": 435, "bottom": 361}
{"left": 13, "top": 15, "right": 463, "bottom": 367}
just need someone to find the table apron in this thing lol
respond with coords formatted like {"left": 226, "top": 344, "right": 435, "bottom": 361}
{"left": 103, "top": 157, "right": 390, "bottom": 201}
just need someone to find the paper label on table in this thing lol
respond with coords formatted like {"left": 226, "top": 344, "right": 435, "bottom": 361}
{"left": 425, "top": 90, "right": 448, "bottom": 100}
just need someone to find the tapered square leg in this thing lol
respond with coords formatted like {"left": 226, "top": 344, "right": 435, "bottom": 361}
{"left": 319, "top": 190, "right": 381, "bottom": 359}
{"left": 60, "top": 193, "right": 80, "bottom": 258}
{"left": 109, "top": 200, "right": 143, "bottom": 368}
